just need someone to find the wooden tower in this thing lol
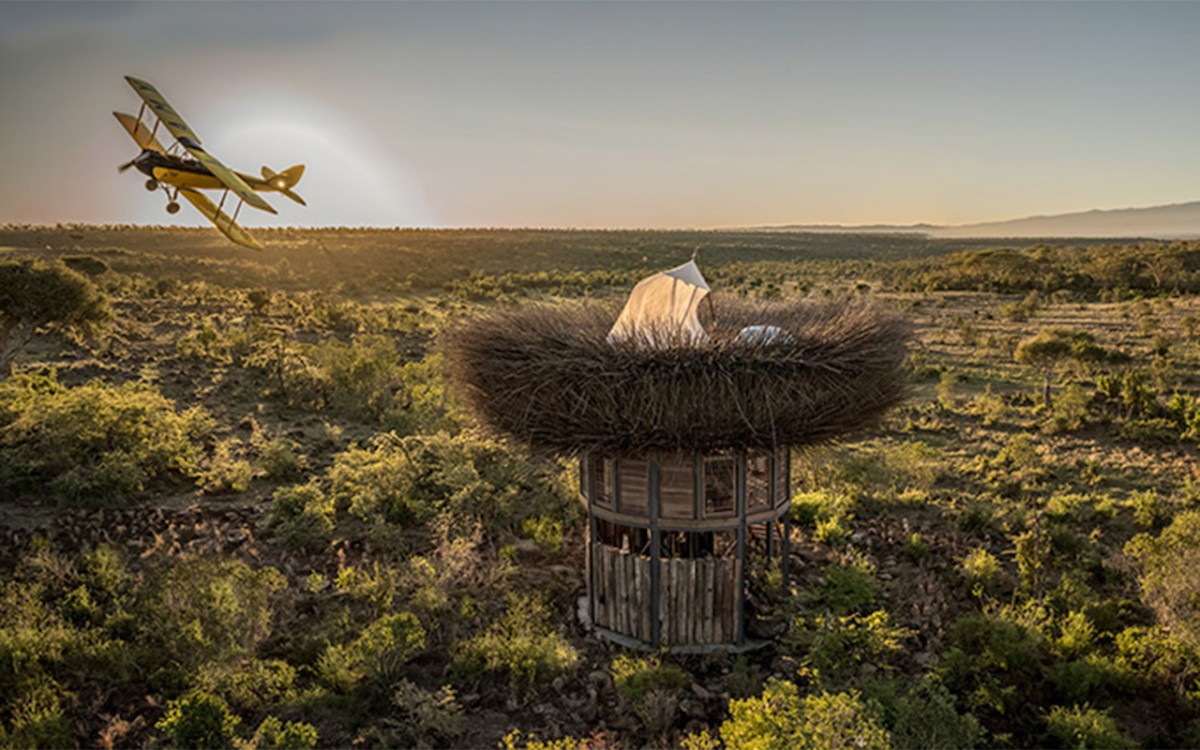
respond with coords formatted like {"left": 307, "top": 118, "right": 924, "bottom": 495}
{"left": 447, "top": 262, "right": 909, "bottom": 652}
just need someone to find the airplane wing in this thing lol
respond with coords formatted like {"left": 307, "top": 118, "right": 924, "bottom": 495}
{"left": 124, "top": 76, "right": 276, "bottom": 214}
{"left": 124, "top": 76, "right": 203, "bottom": 147}
{"left": 177, "top": 187, "right": 263, "bottom": 250}
{"left": 113, "top": 111, "right": 167, "bottom": 153}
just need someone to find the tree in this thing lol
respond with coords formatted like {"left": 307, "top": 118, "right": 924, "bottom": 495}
{"left": 0, "top": 260, "right": 110, "bottom": 375}
{"left": 1014, "top": 328, "right": 1108, "bottom": 408}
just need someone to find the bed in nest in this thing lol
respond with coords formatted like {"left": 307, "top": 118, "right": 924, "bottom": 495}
{"left": 445, "top": 296, "right": 911, "bottom": 455}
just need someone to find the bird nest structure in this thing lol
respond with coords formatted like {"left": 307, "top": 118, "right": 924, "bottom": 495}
{"left": 445, "top": 295, "right": 911, "bottom": 455}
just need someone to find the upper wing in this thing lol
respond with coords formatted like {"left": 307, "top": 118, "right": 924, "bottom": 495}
{"left": 124, "top": 76, "right": 276, "bottom": 214}
{"left": 124, "top": 76, "right": 203, "bottom": 146}
{"left": 177, "top": 187, "right": 263, "bottom": 250}
{"left": 113, "top": 111, "right": 167, "bottom": 152}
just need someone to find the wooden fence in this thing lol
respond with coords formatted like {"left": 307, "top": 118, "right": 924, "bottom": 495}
{"left": 591, "top": 545, "right": 741, "bottom": 645}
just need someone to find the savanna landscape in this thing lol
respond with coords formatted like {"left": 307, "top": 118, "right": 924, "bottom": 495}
{"left": 4, "top": 225, "right": 1200, "bottom": 749}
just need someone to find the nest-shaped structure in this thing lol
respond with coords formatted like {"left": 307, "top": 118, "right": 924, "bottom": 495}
{"left": 445, "top": 296, "right": 911, "bottom": 455}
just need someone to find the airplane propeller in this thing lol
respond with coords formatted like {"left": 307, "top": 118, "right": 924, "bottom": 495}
{"left": 117, "top": 159, "right": 137, "bottom": 173}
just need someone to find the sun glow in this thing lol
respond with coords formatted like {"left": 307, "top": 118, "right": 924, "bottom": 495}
{"left": 198, "top": 95, "right": 437, "bottom": 228}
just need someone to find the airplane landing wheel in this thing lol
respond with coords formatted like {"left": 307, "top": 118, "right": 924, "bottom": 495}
{"left": 166, "top": 202, "right": 180, "bottom": 215}
{"left": 145, "top": 178, "right": 159, "bottom": 191}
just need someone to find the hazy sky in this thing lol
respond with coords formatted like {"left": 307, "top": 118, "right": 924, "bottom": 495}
{"left": 2, "top": 1, "right": 1200, "bottom": 229}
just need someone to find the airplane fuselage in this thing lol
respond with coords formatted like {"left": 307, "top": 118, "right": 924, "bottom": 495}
{"left": 132, "top": 149, "right": 278, "bottom": 193}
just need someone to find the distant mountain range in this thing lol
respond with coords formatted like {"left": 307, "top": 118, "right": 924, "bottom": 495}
{"left": 752, "top": 200, "right": 1200, "bottom": 239}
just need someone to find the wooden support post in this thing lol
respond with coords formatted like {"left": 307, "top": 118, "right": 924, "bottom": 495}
{"left": 736, "top": 449, "right": 747, "bottom": 647}
{"left": 649, "top": 456, "right": 661, "bottom": 648}
{"left": 588, "top": 512, "right": 598, "bottom": 629}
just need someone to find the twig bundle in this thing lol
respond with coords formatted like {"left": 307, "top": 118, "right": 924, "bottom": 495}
{"left": 445, "top": 296, "right": 911, "bottom": 454}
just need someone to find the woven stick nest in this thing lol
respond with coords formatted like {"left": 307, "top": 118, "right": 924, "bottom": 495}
{"left": 445, "top": 296, "right": 911, "bottom": 455}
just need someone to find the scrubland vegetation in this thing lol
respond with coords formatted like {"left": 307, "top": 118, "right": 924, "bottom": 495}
{"left": 4, "top": 225, "right": 1200, "bottom": 748}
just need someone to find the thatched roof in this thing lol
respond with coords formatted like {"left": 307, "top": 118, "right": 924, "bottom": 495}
{"left": 445, "top": 296, "right": 911, "bottom": 455}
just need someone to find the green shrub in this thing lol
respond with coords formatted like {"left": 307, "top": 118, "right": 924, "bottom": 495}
{"left": 257, "top": 437, "right": 308, "bottom": 480}
{"left": 0, "top": 259, "right": 110, "bottom": 373}
{"left": 940, "top": 611, "right": 1046, "bottom": 718}
{"left": 1, "top": 679, "right": 75, "bottom": 749}
{"left": 327, "top": 431, "right": 570, "bottom": 536}
{"left": 0, "top": 372, "right": 212, "bottom": 503}
{"left": 610, "top": 653, "right": 689, "bottom": 702}
{"left": 1127, "top": 511, "right": 1200, "bottom": 646}
{"left": 1049, "top": 655, "right": 1126, "bottom": 706}
{"left": 521, "top": 515, "right": 564, "bottom": 554}
{"left": 720, "top": 679, "right": 892, "bottom": 750}
{"left": 197, "top": 438, "right": 254, "bottom": 494}
{"left": 367, "top": 680, "right": 466, "bottom": 747}
{"left": 787, "top": 610, "right": 912, "bottom": 688}
{"left": 790, "top": 490, "right": 853, "bottom": 530}
{"left": 961, "top": 548, "right": 1003, "bottom": 596}
{"left": 1044, "top": 705, "right": 1135, "bottom": 750}
{"left": 248, "top": 716, "right": 319, "bottom": 750}
{"left": 156, "top": 692, "right": 240, "bottom": 750}
{"left": 142, "top": 558, "right": 286, "bottom": 671}
{"left": 318, "top": 612, "right": 425, "bottom": 691}
{"left": 816, "top": 552, "right": 877, "bottom": 613}
{"left": 452, "top": 594, "right": 578, "bottom": 689}
{"left": 268, "top": 482, "right": 333, "bottom": 552}
{"left": 194, "top": 658, "right": 297, "bottom": 711}
{"left": 884, "top": 677, "right": 984, "bottom": 750}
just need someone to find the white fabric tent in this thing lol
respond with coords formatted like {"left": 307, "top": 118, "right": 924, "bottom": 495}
{"left": 607, "top": 260, "right": 711, "bottom": 347}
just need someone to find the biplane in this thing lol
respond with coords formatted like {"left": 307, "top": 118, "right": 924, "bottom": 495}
{"left": 114, "top": 76, "right": 305, "bottom": 249}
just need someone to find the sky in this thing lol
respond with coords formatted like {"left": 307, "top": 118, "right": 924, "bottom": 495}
{"left": 2, "top": 1, "right": 1200, "bottom": 230}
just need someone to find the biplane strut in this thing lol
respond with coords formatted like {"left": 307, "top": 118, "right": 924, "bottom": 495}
{"left": 112, "top": 75, "right": 306, "bottom": 249}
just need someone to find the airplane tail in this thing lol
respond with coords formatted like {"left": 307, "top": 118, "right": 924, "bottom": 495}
{"left": 261, "top": 165, "right": 306, "bottom": 206}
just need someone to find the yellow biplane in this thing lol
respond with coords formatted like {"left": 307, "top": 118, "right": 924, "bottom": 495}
{"left": 114, "top": 76, "right": 305, "bottom": 249}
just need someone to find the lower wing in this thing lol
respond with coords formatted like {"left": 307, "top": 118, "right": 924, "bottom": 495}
{"left": 177, "top": 187, "right": 263, "bottom": 250}
{"left": 113, "top": 111, "right": 166, "bottom": 152}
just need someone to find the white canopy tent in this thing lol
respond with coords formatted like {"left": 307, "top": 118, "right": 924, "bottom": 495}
{"left": 607, "top": 260, "right": 711, "bottom": 347}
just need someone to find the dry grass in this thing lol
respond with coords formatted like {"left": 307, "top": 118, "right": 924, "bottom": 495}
{"left": 445, "top": 295, "right": 912, "bottom": 454}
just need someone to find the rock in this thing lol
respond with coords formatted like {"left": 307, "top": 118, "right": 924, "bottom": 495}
{"left": 691, "top": 683, "right": 712, "bottom": 700}
{"left": 915, "top": 651, "right": 938, "bottom": 667}
{"left": 680, "top": 699, "right": 706, "bottom": 718}
{"left": 513, "top": 538, "right": 540, "bottom": 555}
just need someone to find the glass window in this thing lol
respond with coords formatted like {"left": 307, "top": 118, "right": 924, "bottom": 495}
{"left": 704, "top": 455, "right": 736, "bottom": 516}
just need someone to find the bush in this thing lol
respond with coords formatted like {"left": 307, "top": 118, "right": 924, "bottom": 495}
{"left": 368, "top": 680, "right": 466, "bottom": 747}
{"left": 194, "top": 658, "right": 297, "bottom": 711}
{"left": 156, "top": 692, "right": 240, "bottom": 750}
{"left": 940, "top": 611, "right": 1046, "bottom": 719}
{"left": 961, "top": 548, "right": 1003, "bottom": 596}
{"left": 885, "top": 678, "right": 984, "bottom": 750}
{"left": 816, "top": 552, "right": 877, "bottom": 613}
{"left": 141, "top": 558, "right": 286, "bottom": 672}
{"left": 720, "top": 679, "right": 892, "bottom": 750}
{"left": 1127, "top": 511, "right": 1200, "bottom": 646}
{"left": 268, "top": 482, "right": 333, "bottom": 552}
{"left": 452, "top": 594, "right": 578, "bottom": 689}
{"left": 257, "top": 437, "right": 308, "bottom": 480}
{"left": 787, "top": 610, "right": 912, "bottom": 688}
{"left": 327, "top": 431, "right": 571, "bottom": 536}
{"left": 0, "top": 259, "right": 110, "bottom": 373}
{"left": 197, "top": 438, "right": 254, "bottom": 494}
{"left": 249, "top": 716, "right": 319, "bottom": 750}
{"left": 1044, "top": 705, "right": 1135, "bottom": 749}
{"left": 610, "top": 653, "right": 689, "bottom": 702}
{"left": 0, "top": 372, "right": 212, "bottom": 503}
{"left": 318, "top": 612, "right": 425, "bottom": 691}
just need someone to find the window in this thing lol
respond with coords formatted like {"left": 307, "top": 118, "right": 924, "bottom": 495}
{"left": 594, "top": 456, "right": 614, "bottom": 508}
{"left": 704, "top": 454, "right": 736, "bottom": 516}
{"left": 746, "top": 451, "right": 772, "bottom": 511}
